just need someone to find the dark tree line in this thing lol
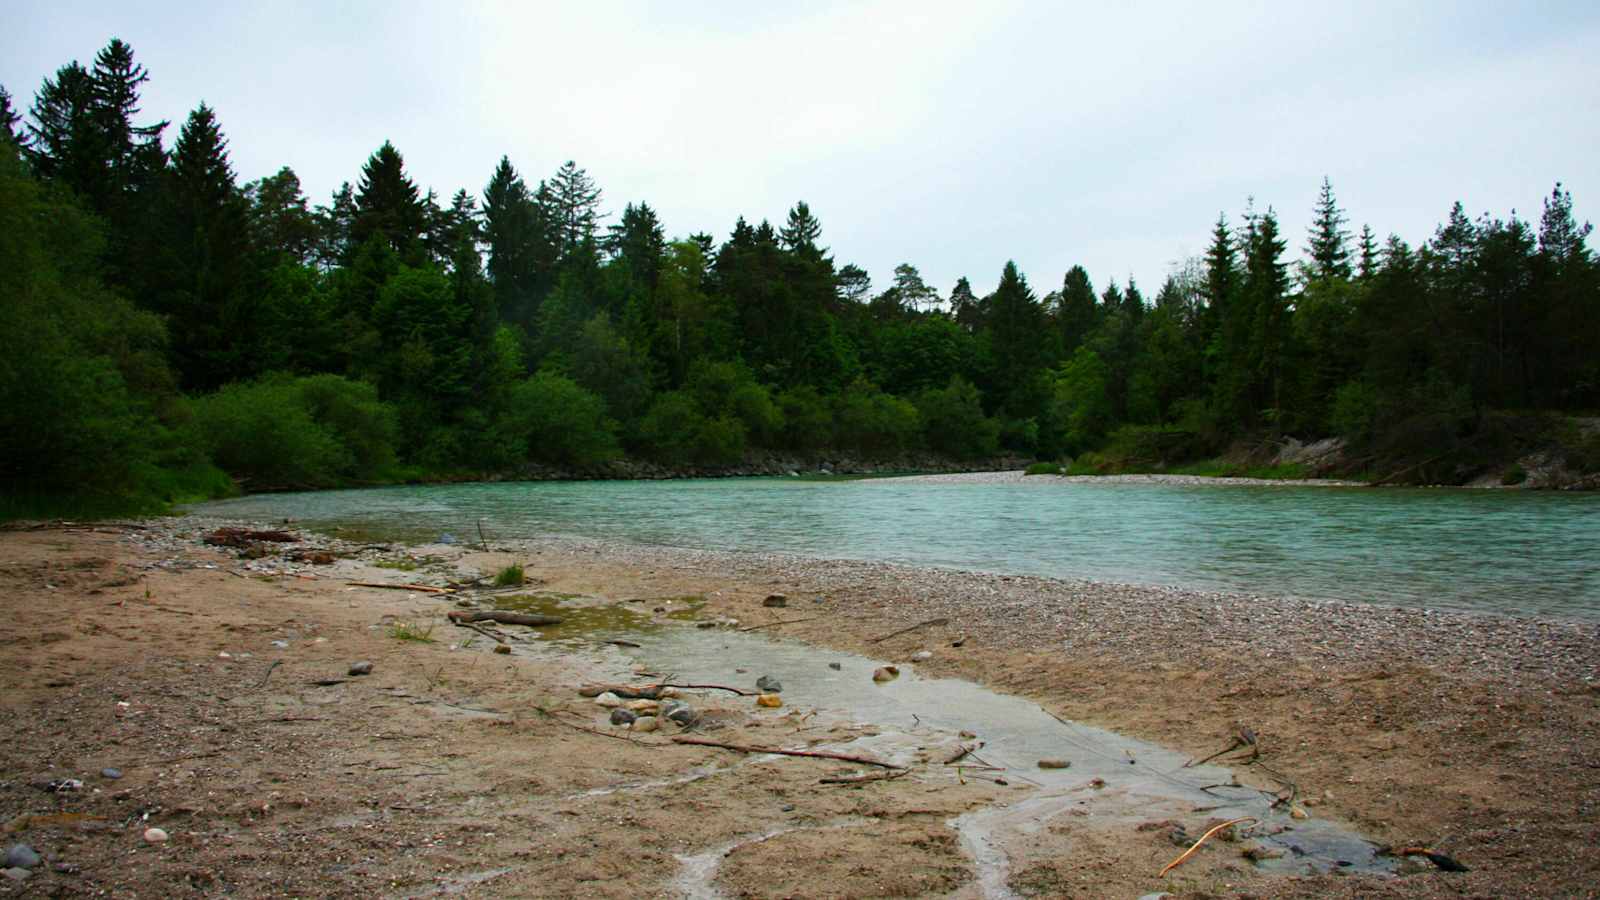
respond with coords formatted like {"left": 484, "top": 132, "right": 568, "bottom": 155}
{"left": 2, "top": 39, "right": 1596, "bottom": 511}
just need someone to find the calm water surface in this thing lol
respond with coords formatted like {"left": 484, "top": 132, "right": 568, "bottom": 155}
{"left": 193, "top": 478, "right": 1599, "bottom": 619}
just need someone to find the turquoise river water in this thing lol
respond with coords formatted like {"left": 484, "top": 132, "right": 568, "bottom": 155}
{"left": 193, "top": 477, "right": 1599, "bottom": 620}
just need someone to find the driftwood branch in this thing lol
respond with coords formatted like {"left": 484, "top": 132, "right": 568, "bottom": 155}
{"left": 672, "top": 736, "right": 905, "bottom": 769}
{"left": 739, "top": 616, "right": 822, "bottom": 632}
{"left": 349, "top": 581, "right": 455, "bottom": 595}
{"left": 1159, "top": 816, "right": 1257, "bottom": 878}
{"left": 868, "top": 617, "right": 949, "bottom": 644}
{"left": 452, "top": 620, "right": 506, "bottom": 643}
{"left": 820, "top": 769, "right": 909, "bottom": 786}
{"left": 448, "top": 610, "right": 561, "bottom": 627}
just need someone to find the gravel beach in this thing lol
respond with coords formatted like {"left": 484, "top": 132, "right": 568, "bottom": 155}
{"left": 1, "top": 513, "right": 1595, "bottom": 897}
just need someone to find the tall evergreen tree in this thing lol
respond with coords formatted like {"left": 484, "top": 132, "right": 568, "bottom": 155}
{"left": 481, "top": 156, "right": 543, "bottom": 327}
{"left": 605, "top": 201, "right": 665, "bottom": 292}
{"left": 780, "top": 201, "right": 825, "bottom": 260}
{"left": 0, "top": 86, "right": 21, "bottom": 152}
{"left": 1200, "top": 213, "right": 1237, "bottom": 353}
{"left": 351, "top": 141, "right": 426, "bottom": 262}
{"left": 161, "top": 102, "right": 254, "bottom": 388}
{"left": 986, "top": 261, "right": 1047, "bottom": 416}
{"left": 1055, "top": 265, "right": 1098, "bottom": 354}
{"left": 25, "top": 63, "right": 97, "bottom": 187}
{"left": 1305, "top": 177, "right": 1352, "bottom": 281}
{"left": 246, "top": 166, "right": 319, "bottom": 265}
{"left": 949, "top": 277, "right": 982, "bottom": 331}
{"left": 1356, "top": 224, "right": 1379, "bottom": 281}
{"left": 549, "top": 160, "right": 601, "bottom": 261}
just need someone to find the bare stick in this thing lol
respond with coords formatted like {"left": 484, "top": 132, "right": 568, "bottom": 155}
{"left": 452, "top": 620, "right": 507, "bottom": 643}
{"left": 476, "top": 518, "right": 488, "bottom": 552}
{"left": 349, "top": 581, "right": 455, "bottom": 595}
{"left": 738, "top": 616, "right": 822, "bottom": 632}
{"left": 820, "top": 769, "right": 909, "bottom": 786}
{"left": 944, "top": 743, "right": 979, "bottom": 765}
{"left": 449, "top": 610, "right": 562, "bottom": 627}
{"left": 868, "top": 617, "right": 949, "bottom": 644}
{"left": 672, "top": 736, "right": 905, "bottom": 769}
{"left": 1159, "top": 816, "right": 1257, "bottom": 878}
{"left": 661, "top": 682, "right": 757, "bottom": 697}
{"left": 255, "top": 660, "right": 282, "bottom": 688}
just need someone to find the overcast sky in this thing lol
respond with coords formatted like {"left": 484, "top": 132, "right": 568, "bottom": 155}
{"left": 6, "top": 1, "right": 1598, "bottom": 298}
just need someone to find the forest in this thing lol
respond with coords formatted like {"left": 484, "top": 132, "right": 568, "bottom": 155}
{"left": 2, "top": 38, "right": 1597, "bottom": 516}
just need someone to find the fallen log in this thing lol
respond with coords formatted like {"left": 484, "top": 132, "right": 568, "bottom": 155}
{"left": 868, "top": 617, "right": 949, "bottom": 644}
{"left": 205, "top": 527, "right": 299, "bottom": 547}
{"left": 349, "top": 581, "right": 455, "bottom": 595}
{"left": 448, "top": 610, "right": 562, "bottom": 627}
{"left": 452, "top": 621, "right": 507, "bottom": 643}
{"left": 672, "top": 735, "right": 905, "bottom": 769}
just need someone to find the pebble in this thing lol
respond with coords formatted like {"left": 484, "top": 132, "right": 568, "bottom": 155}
{"left": 913, "top": 650, "right": 933, "bottom": 661}
{"left": 3, "top": 845, "right": 40, "bottom": 870}
{"left": 348, "top": 661, "right": 374, "bottom": 676}
{"left": 664, "top": 703, "right": 698, "bottom": 726}
{"left": 755, "top": 675, "right": 783, "bottom": 693}
{"left": 101, "top": 767, "right": 122, "bottom": 780}
{"left": 216, "top": 651, "right": 232, "bottom": 659}
{"left": 493, "top": 644, "right": 511, "bottom": 654}
{"left": 872, "top": 666, "right": 899, "bottom": 683}
{"left": 763, "top": 594, "right": 787, "bottom": 608}
{"left": 625, "top": 699, "right": 660, "bottom": 714}
{"left": 1290, "top": 806, "right": 1310, "bottom": 820}
{"left": 2, "top": 868, "right": 29, "bottom": 883}
{"left": 610, "top": 708, "right": 637, "bottom": 726}
{"left": 1037, "top": 759, "right": 1071, "bottom": 769}
{"left": 632, "top": 715, "right": 659, "bottom": 733}
{"left": 142, "top": 827, "right": 169, "bottom": 844}
{"left": 756, "top": 693, "right": 783, "bottom": 708}
{"left": 827, "top": 662, "right": 842, "bottom": 671}
{"left": 270, "top": 640, "right": 289, "bottom": 649}
{"left": 594, "top": 692, "right": 623, "bottom": 708}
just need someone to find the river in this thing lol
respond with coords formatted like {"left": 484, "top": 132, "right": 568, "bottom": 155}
{"left": 191, "top": 476, "right": 1599, "bottom": 620}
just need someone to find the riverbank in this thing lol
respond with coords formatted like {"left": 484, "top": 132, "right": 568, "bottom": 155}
{"left": 1, "top": 518, "right": 1595, "bottom": 897}
{"left": 885, "top": 470, "right": 1367, "bottom": 487}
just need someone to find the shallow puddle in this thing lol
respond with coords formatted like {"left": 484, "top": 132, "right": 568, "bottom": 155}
{"left": 577, "top": 619, "right": 1397, "bottom": 895}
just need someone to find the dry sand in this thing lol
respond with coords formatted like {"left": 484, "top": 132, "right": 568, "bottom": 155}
{"left": 1, "top": 514, "right": 1596, "bottom": 898}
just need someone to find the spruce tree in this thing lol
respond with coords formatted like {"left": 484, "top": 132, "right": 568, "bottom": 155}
{"left": 246, "top": 167, "right": 319, "bottom": 265}
{"left": 949, "top": 277, "right": 981, "bottom": 330}
{"left": 1056, "top": 265, "right": 1098, "bottom": 353}
{"left": 780, "top": 201, "right": 824, "bottom": 259}
{"left": 1357, "top": 224, "right": 1379, "bottom": 281}
{"left": 1201, "top": 213, "right": 1237, "bottom": 351}
{"left": 987, "top": 261, "right": 1046, "bottom": 415}
{"left": 25, "top": 62, "right": 97, "bottom": 186}
{"left": 0, "top": 86, "right": 21, "bottom": 152}
{"left": 351, "top": 141, "right": 427, "bottom": 262}
{"left": 549, "top": 160, "right": 602, "bottom": 260}
{"left": 481, "top": 156, "right": 542, "bottom": 326}
{"left": 605, "top": 201, "right": 665, "bottom": 291}
{"left": 1305, "top": 177, "right": 1352, "bottom": 281}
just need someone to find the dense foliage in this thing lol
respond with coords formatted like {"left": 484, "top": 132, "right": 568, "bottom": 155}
{"left": 1, "top": 40, "right": 1596, "bottom": 513}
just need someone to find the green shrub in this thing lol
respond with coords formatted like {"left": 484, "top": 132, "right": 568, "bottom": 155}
{"left": 191, "top": 379, "right": 351, "bottom": 488}
{"left": 1501, "top": 463, "right": 1528, "bottom": 486}
{"left": 834, "top": 380, "right": 921, "bottom": 457}
{"left": 916, "top": 377, "right": 999, "bottom": 458}
{"left": 503, "top": 372, "right": 620, "bottom": 467}
{"left": 1024, "top": 461, "right": 1062, "bottom": 476}
{"left": 637, "top": 391, "right": 706, "bottom": 465}
{"left": 776, "top": 386, "right": 833, "bottom": 451}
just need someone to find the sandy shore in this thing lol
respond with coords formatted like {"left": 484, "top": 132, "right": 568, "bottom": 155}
{"left": 1, "top": 515, "right": 1595, "bottom": 898}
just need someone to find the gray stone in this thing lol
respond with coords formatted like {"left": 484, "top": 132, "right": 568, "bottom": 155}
{"left": 755, "top": 675, "right": 782, "bottom": 693}
{"left": 3, "top": 845, "right": 40, "bottom": 870}
{"left": 348, "top": 661, "right": 374, "bottom": 676}
{"left": 3, "top": 867, "right": 30, "bottom": 883}
{"left": 663, "top": 702, "right": 697, "bottom": 726}
{"left": 827, "top": 662, "right": 842, "bottom": 671}
{"left": 609, "top": 708, "right": 636, "bottom": 726}
{"left": 100, "top": 767, "right": 122, "bottom": 780}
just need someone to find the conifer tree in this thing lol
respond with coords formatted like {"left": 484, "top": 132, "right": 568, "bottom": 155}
{"left": 605, "top": 201, "right": 665, "bottom": 291}
{"left": 1357, "top": 224, "right": 1379, "bottom": 281}
{"left": 0, "top": 86, "right": 22, "bottom": 152}
{"left": 1200, "top": 213, "right": 1237, "bottom": 351}
{"left": 25, "top": 63, "right": 97, "bottom": 187}
{"left": 987, "top": 261, "right": 1046, "bottom": 415}
{"left": 1055, "top": 265, "right": 1097, "bottom": 354}
{"left": 351, "top": 141, "right": 427, "bottom": 262}
{"left": 949, "top": 277, "right": 982, "bottom": 330}
{"left": 246, "top": 167, "right": 319, "bottom": 265}
{"left": 1305, "top": 177, "right": 1352, "bottom": 281}
{"left": 549, "top": 160, "right": 602, "bottom": 261}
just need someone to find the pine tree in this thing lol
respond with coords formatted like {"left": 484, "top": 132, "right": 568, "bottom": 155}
{"left": 987, "top": 261, "right": 1046, "bottom": 416}
{"left": 25, "top": 62, "right": 97, "bottom": 186}
{"left": 1055, "top": 265, "right": 1098, "bottom": 354}
{"left": 836, "top": 264, "right": 872, "bottom": 304}
{"left": 89, "top": 39, "right": 166, "bottom": 193}
{"left": 1201, "top": 213, "right": 1237, "bottom": 350}
{"left": 315, "top": 182, "right": 357, "bottom": 268}
{"left": 246, "top": 167, "right": 319, "bottom": 265}
{"left": 0, "top": 85, "right": 22, "bottom": 152}
{"left": 1244, "top": 207, "right": 1291, "bottom": 419}
{"left": 604, "top": 201, "right": 665, "bottom": 291}
{"left": 1305, "top": 177, "right": 1352, "bottom": 281}
{"left": 780, "top": 201, "right": 825, "bottom": 259}
{"left": 949, "top": 277, "right": 981, "bottom": 330}
{"left": 549, "top": 160, "right": 602, "bottom": 260}
{"left": 481, "top": 156, "right": 543, "bottom": 327}
{"left": 1357, "top": 224, "right": 1379, "bottom": 281}
{"left": 163, "top": 102, "right": 255, "bottom": 388}
{"left": 351, "top": 141, "right": 427, "bottom": 262}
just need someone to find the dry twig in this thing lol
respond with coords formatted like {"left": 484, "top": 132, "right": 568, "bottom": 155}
{"left": 1159, "top": 816, "right": 1257, "bottom": 878}
{"left": 672, "top": 736, "right": 905, "bottom": 769}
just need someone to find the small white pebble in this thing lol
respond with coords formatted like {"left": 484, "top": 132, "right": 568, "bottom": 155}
{"left": 143, "top": 827, "right": 169, "bottom": 843}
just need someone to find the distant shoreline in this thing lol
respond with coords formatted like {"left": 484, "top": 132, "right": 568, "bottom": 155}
{"left": 879, "top": 469, "right": 1366, "bottom": 487}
